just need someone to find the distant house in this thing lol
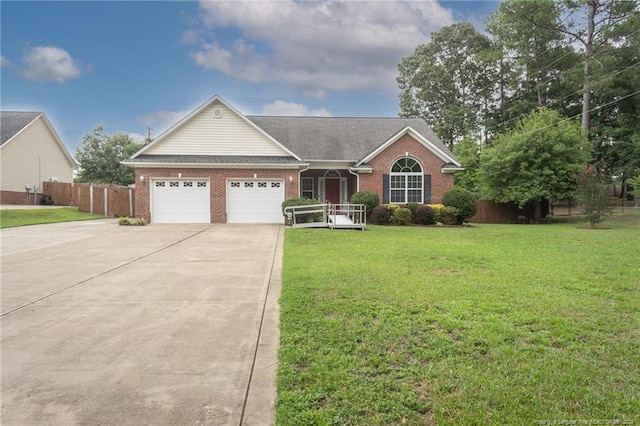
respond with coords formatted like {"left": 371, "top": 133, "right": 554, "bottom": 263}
{"left": 1, "top": 112, "right": 76, "bottom": 204}
{"left": 123, "top": 95, "right": 462, "bottom": 224}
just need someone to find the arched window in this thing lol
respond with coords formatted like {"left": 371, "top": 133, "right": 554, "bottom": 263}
{"left": 390, "top": 158, "right": 423, "bottom": 203}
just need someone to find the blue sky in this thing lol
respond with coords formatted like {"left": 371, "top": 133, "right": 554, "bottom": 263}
{"left": 1, "top": 0, "right": 501, "bottom": 154}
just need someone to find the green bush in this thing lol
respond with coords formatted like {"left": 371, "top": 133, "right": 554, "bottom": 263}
{"left": 406, "top": 202, "right": 419, "bottom": 221}
{"left": 415, "top": 204, "right": 436, "bottom": 225}
{"left": 351, "top": 191, "right": 379, "bottom": 216}
{"left": 370, "top": 205, "right": 391, "bottom": 224}
{"left": 282, "top": 197, "right": 322, "bottom": 223}
{"left": 441, "top": 206, "right": 460, "bottom": 225}
{"left": 382, "top": 204, "right": 400, "bottom": 214}
{"left": 391, "top": 207, "right": 412, "bottom": 225}
{"left": 118, "top": 217, "right": 146, "bottom": 226}
{"left": 428, "top": 204, "right": 445, "bottom": 223}
{"left": 442, "top": 187, "right": 478, "bottom": 224}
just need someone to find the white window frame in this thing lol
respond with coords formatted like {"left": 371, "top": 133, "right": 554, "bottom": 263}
{"left": 390, "top": 158, "right": 423, "bottom": 204}
{"left": 301, "top": 177, "right": 314, "bottom": 199}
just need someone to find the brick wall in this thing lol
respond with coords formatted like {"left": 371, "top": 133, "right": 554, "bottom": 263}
{"left": 0, "top": 190, "right": 32, "bottom": 205}
{"left": 359, "top": 134, "right": 454, "bottom": 204}
{"left": 134, "top": 168, "right": 299, "bottom": 223}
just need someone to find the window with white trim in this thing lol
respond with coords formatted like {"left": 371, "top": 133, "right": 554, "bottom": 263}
{"left": 390, "top": 158, "right": 423, "bottom": 203}
{"left": 301, "top": 177, "right": 314, "bottom": 199}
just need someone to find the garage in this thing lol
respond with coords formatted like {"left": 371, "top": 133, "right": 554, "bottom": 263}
{"left": 151, "top": 179, "right": 210, "bottom": 223}
{"left": 227, "top": 179, "right": 285, "bottom": 223}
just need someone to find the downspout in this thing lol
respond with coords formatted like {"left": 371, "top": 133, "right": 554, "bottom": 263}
{"left": 348, "top": 167, "right": 360, "bottom": 194}
{"left": 298, "top": 163, "right": 310, "bottom": 197}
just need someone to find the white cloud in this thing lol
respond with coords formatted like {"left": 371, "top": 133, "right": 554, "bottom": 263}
{"left": 0, "top": 55, "right": 9, "bottom": 67}
{"left": 261, "top": 100, "right": 332, "bottom": 116}
{"left": 187, "top": 0, "right": 455, "bottom": 96}
{"left": 136, "top": 110, "right": 190, "bottom": 134}
{"left": 20, "top": 46, "right": 84, "bottom": 83}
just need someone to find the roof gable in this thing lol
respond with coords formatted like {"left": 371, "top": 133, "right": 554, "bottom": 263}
{"left": 358, "top": 126, "right": 462, "bottom": 167}
{"left": 0, "top": 111, "right": 76, "bottom": 168}
{"left": 132, "top": 96, "right": 299, "bottom": 160}
{"left": 1, "top": 111, "right": 42, "bottom": 146}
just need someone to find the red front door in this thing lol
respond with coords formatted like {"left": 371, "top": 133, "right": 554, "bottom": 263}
{"left": 325, "top": 179, "right": 341, "bottom": 204}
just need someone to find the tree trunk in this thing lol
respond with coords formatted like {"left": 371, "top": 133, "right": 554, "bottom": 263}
{"left": 581, "top": 1, "right": 596, "bottom": 133}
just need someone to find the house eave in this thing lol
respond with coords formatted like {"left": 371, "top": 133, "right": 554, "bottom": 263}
{"left": 122, "top": 161, "right": 308, "bottom": 170}
{"left": 442, "top": 166, "right": 465, "bottom": 174}
{"left": 349, "top": 166, "right": 373, "bottom": 174}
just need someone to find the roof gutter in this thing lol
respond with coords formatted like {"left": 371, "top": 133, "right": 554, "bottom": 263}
{"left": 441, "top": 166, "right": 465, "bottom": 174}
{"left": 121, "top": 161, "right": 309, "bottom": 170}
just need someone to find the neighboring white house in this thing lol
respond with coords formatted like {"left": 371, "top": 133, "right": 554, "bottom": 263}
{"left": 1, "top": 111, "right": 76, "bottom": 204}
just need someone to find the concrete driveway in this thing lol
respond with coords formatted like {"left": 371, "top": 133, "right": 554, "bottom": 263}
{"left": 1, "top": 220, "right": 282, "bottom": 425}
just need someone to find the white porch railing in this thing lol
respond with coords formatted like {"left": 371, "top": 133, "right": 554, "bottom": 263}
{"left": 284, "top": 203, "right": 366, "bottom": 230}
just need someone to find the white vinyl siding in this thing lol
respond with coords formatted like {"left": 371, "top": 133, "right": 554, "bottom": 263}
{"left": 145, "top": 102, "right": 290, "bottom": 156}
{"left": 1, "top": 116, "right": 74, "bottom": 192}
{"left": 227, "top": 179, "right": 284, "bottom": 223}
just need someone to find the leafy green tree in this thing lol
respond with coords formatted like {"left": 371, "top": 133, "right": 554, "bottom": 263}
{"left": 513, "top": 0, "right": 638, "bottom": 133}
{"left": 398, "top": 23, "right": 495, "bottom": 148}
{"left": 75, "top": 126, "right": 142, "bottom": 185}
{"left": 590, "top": 11, "right": 640, "bottom": 193}
{"left": 478, "top": 109, "right": 589, "bottom": 220}
{"left": 485, "top": 0, "right": 581, "bottom": 135}
{"left": 452, "top": 136, "right": 481, "bottom": 194}
{"left": 577, "top": 165, "right": 609, "bottom": 227}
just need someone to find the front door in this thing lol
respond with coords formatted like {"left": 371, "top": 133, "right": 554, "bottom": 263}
{"left": 325, "top": 179, "right": 341, "bottom": 204}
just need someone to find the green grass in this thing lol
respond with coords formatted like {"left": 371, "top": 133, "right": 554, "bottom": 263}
{"left": 277, "top": 210, "right": 640, "bottom": 425}
{"left": 0, "top": 207, "right": 106, "bottom": 228}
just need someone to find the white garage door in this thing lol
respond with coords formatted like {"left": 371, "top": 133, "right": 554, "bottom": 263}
{"left": 227, "top": 180, "right": 284, "bottom": 223}
{"left": 151, "top": 179, "right": 210, "bottom": 223}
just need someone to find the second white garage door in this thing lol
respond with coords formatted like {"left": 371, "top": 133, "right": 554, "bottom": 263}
{"left": 151, "top": 179, "right": 210, "bottom": 223}
{"left": 227, "top": 180, "right": 284, "bottom": 223}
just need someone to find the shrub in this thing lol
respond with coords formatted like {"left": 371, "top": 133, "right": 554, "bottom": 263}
{"left": 415, "top": 204, "right": 436, "bottom": 225}
{"left": 427, "top": 204, "right": 445, "bottom": 223}
{"left": 382, "top": 204, "right": 400, "bottom": 214}
{"left": 351, "top": 191, "right": 379, "bottom": 216}
{"left": 442, "top": 187, "right": 478, "bottom": 224}
{"left": 406, "top": 202, "right": 419, "bottom": 221}
{"left": 118, "top": 217, "right": 146, "bottom": 226}
{"left": 391, "top": 207, "right": 412, "bottom": 225}
{"left": 282, "top": 197, "right": 322, "bottom": 223}
{"left": 441, "top": 206, "right": 460, "bottom": 225}
{"left": 370, "top": 205, "right": 391, "bottom": 224}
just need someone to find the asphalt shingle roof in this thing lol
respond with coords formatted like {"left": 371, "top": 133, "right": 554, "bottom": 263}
{"left": 1, "top": 111, "right": 42, "bottom": 146}
{"left": 246, "top": 116, "right": 452, "bottom": 162}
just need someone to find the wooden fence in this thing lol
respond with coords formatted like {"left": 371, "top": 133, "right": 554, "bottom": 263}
{"left": 469, "top": 200, "right": 550, "bottom": 224}
{"left": 42, "top": 182, "right": 134, "bottom": 218}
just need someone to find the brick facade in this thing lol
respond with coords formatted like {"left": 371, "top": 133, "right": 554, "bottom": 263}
{"left": 134, "top": 167, "right": 299, "bottom": 223}
{"left": 359, "top": 133, "right": 454, "bottom": 205}
{"left": 1, "top": 190, "right": 35, "bottom": 205}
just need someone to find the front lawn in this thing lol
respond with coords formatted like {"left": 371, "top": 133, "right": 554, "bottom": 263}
{"left": 0, "top": 207, "right": 105, "bottom": 228}
{"left": 277, "top": 210, "right": 640, "bottom": 425}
